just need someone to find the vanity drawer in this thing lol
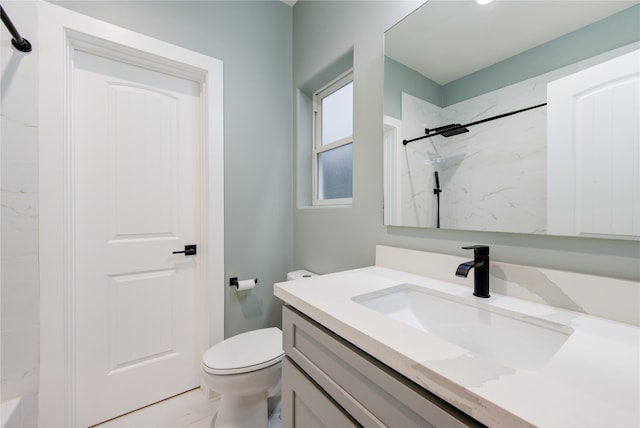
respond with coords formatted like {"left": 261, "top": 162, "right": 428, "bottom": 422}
{"left": 283, "top": 305, "right": 483, "bottom": 428}
{"left": 282, "top": 357, "right": 359, "bottom": 428}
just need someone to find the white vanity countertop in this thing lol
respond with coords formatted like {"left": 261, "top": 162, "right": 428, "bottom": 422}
{"left": 274, "top": 266, "right": 640, "bottom": 428}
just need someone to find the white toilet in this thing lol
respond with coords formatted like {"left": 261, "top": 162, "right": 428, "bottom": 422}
{"left": 201, "top": 270, "right": 316, "bottom": 428}
{"left": 202, "top": 327, "right": 284, "bottom": 428}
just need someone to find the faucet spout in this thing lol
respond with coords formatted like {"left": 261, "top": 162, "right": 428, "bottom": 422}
{"left": 455, "top": 260, "right": 475, "bottom": 278}
{"left": 457, "top": 245, "right": 490, "bottom": 298}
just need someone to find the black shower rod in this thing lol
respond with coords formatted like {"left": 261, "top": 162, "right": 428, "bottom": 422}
{"left": 1, "top": 5, "right": 32, "bottom": 53}
{"left": 402, "top": 102, "right": 547, "bottom": 145}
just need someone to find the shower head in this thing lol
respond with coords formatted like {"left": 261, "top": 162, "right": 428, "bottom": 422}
{"left": 404, "top": 123, "right": 469, "bottom": 145}
{"left": 430, "top": 124, "right": 469, "bottom": 138}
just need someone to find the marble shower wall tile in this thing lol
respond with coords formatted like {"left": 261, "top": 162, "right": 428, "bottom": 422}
{"left": 1, "top": 0, "right": 40, "bottom": 421}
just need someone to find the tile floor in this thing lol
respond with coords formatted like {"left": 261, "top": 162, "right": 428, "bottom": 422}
{"left": 94, "top": 389, "right": 282, "bottom": 428}
{"left": 94, "top": 389, "right": 216, "bottom": 428}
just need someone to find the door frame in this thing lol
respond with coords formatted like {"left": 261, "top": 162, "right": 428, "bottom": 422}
{"left": 38, "top": 3, "right": 225, "bottom": 426}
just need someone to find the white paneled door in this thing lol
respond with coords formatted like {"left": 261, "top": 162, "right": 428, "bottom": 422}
{"left": 547, "top": 48, "right": 640, "bottom": 238}
{"left": 73, "top": 50, "right": 202, "bottom": 427}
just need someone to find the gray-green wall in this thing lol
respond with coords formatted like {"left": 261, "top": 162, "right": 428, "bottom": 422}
{"left": 384, "top": 56, "right": 443, "bottom": 117}
{"left": 292, "top": 1, "right": 640, "bottom": 282}
{"left": 53, "top": 0, "right": 294, "bottom": 337}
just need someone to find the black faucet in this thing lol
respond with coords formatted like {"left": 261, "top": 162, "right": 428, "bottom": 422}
{"left": 456, "top": 245, "right": 490, "bottom": 298}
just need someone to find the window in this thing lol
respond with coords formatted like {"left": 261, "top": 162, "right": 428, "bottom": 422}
{"left": 313, "top": 71, "right": 353, "bottom": 205}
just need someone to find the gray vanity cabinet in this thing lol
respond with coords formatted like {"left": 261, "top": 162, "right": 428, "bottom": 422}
{"left": 281, "top": 305, "right": 484, "bottom": 428}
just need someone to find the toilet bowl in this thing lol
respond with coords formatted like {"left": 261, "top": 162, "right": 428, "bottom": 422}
{"left": 202, "top": 327, "right": 284, "bottom": 428}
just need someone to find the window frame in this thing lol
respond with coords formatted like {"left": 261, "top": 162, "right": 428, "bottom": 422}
{"left": 312, "top": 70, "right": 354, "bottom": 206}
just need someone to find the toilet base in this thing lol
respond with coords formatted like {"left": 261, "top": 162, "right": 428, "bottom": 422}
{"left": 215, "top": 393, "right": 268, "bottom": 428}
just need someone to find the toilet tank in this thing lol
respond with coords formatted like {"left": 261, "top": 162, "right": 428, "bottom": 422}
{"left": 287, "top": 270, "right": 317, "bottom": 281}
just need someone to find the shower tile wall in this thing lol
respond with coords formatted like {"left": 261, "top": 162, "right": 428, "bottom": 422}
{"left": 1, "top": 1, "right": 40, "bottom": 426}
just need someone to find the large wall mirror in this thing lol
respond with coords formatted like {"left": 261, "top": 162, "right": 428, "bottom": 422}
{"left": 383, "top": 0, "right": 640, "bottom": 240}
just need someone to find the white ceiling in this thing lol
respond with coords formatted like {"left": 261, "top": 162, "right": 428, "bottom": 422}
{"left": 385, "top": 0, "right": 639, "bottom": 85}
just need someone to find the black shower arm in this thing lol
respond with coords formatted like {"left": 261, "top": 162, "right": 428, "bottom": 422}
{"left": 1, "top": 5, "right": 32, "bottom": 53}
{"left": 402, "top": 102, "right": 547, "bottom": 145}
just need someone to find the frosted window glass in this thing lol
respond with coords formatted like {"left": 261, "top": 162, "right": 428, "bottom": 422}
{"left": 318, "top": 143, "right": 352, "bottom": 200}
{"left": 321, "top": 82, "right": 353, "bottom": 145}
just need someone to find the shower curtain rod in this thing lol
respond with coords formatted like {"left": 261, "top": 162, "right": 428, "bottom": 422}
{"left": 1, "top": 5, "right": 32, "bottom": 53}
{"left": 402, "top": 102, "right": 547, "bottom": 145}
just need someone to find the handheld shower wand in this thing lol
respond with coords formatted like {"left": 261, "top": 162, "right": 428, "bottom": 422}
{"left": 434, "top": 171, "right": 442, "bottom": 228}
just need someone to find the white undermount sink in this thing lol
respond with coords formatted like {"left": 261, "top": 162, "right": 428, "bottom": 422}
{"left": 352, "top": 284, "right": 573, "bottom": 371}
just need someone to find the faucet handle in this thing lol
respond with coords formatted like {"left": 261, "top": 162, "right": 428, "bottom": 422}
{"left": 461, "top": 245, "right": 489, "bottom": 255}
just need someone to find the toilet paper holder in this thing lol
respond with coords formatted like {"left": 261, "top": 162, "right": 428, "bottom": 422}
{"left": 229, "top": 277, "right": 258, "bottom": 289}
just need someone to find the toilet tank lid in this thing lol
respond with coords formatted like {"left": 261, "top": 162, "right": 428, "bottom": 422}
{"left": 202, "top": 327, "right": 283, "bottom": 375}
{"left": 287, "top": 270, "right": 317, "bottom": 280}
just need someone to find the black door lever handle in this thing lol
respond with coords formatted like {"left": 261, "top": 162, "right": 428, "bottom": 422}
{"left": 173, "top": 244, "right": 197, "bottom": 256}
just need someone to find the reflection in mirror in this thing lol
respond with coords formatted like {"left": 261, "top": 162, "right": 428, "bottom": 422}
{"left": 383, "top": 0, "right": 640, "bottom": 239}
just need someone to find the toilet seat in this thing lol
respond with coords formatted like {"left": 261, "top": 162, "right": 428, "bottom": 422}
{"left": 202, "top": 327, "right": 284, "bottom": 375}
